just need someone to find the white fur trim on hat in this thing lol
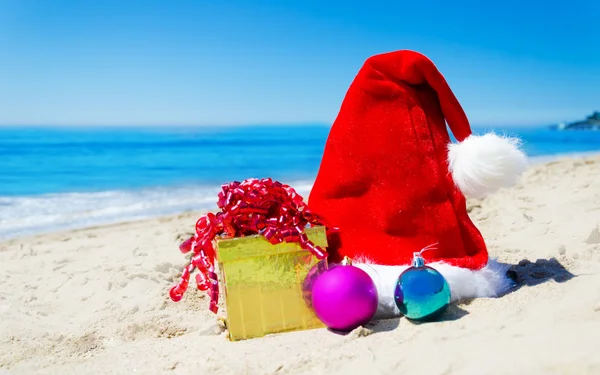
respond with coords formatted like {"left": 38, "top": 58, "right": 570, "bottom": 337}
{"left": 354, "top": 259, "right": 514, "bottom": 319}
{"left": 447, "top": 132, "right": 528, "bottom": 199}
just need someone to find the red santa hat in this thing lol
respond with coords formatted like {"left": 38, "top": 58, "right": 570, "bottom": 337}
{"left": 308, "top": 50, "right": 528, "bottom": 318}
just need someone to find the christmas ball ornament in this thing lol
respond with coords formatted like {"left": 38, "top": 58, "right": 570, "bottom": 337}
{"left": 394, "top": 251, "right": 451, "bottom": 321}
{"left": 311, "top": 259, "right": 378, "bottom": 331}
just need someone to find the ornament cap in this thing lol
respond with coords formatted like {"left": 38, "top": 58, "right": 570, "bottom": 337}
{"left": 412, "top": 252, "right": 425, "bottom": 268}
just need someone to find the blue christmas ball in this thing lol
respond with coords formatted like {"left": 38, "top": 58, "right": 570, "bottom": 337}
{"left": 394, "top": 265, "right": 451, "bottom": 321}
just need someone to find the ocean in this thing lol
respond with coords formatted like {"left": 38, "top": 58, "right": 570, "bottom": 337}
{"left": 1, "top": 124, "right": 599, "bottom": 240}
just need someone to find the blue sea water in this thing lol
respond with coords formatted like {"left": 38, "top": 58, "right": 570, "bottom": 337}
{"left": 1, "top": 124, "right": 599, "bottom": 240}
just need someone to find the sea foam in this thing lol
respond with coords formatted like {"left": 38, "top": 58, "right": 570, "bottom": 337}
{"left": 0, "top": 181, "right": 315, "bottom": 240}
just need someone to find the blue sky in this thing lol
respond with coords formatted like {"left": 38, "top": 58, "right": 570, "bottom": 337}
{"left": 0, "top": 0, "right": 598, "bottom": 127}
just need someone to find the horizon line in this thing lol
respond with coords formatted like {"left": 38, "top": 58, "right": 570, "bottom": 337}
{"left": 0, "top": 122, "right": 551, "bottom": 128}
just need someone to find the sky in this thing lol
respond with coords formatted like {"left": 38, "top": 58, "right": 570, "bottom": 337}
{"left": 0, "top": 0, "right": 599, "bottom": 127}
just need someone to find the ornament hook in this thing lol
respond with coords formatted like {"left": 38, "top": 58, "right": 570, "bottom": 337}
{"left": 412, "top": 242, "right": 439, "bottom": 268}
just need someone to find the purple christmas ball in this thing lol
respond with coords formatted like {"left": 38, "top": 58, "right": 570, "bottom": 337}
{"left": 311, "top": 265, "right": 378, "bottom": 331}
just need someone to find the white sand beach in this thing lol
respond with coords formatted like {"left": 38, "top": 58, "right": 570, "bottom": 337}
{"left": 2, "top": 155, "right": 600, "bottom": 375}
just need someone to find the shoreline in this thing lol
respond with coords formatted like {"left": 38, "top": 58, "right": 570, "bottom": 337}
{"left": 2, "top": 151, "right": 600, "bottom": 244}
{"left": 526, "top": 150, "right": 600, "bottom": 164}
{"left": 0, "top": 210, "right": 206, "bottom": 246}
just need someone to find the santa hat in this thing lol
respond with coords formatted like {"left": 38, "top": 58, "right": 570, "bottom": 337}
{"left": 308, "top": 50, "right": 528, "bottom": 318}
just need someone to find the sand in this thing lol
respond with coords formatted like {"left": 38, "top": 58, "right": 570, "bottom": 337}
{"left": 2, "top": 155, "right": 600, "bottom": 375}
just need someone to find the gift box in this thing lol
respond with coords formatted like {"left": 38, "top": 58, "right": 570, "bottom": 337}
{"left": 168, "top": 178, "right": 330, "bottom": 341}
{"left": 216, "top": 226, "right": 327, "bottom": 341}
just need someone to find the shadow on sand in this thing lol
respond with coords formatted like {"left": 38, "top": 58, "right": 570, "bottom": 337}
{"left": 504, "top": 257, "right": 575, "bottom": 291}
{"left": 364, "top": 303, "right": 469, "bottom": 334}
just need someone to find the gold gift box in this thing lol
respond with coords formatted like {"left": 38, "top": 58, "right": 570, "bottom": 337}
{"left": 215, "top": 226, "right": 327, "bottom": 341}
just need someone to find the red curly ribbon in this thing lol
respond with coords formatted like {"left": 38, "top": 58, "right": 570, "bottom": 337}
{"left": 169, "top": 178, "right": 328, "bottom": 313}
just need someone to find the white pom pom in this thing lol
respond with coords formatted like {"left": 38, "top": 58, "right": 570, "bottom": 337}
{"left": 447, "top": 132, "right": 528, "bottom": 199}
